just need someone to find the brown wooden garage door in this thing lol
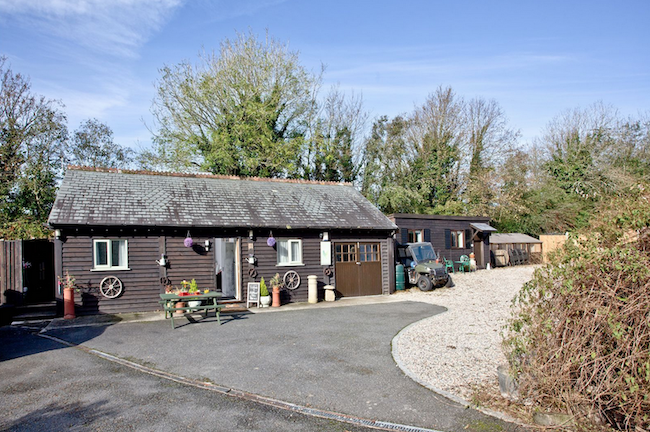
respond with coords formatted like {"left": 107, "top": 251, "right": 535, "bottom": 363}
{"left": 334, "top": 242, "right": 382, "bottom": 297}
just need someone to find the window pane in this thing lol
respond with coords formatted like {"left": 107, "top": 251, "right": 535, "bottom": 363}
{"left": 95, "top": 242, "right": 108, "bottom": 266}
{"left": 277, "top": 240, "right": 288, "bottom": 263}
{"left": 111, "top": 240, "right": 121, "bottom": 266}
{"left": 290, "top": 241, "right": 300, "bottom": 262}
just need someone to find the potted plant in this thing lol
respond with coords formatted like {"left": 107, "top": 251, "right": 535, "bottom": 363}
{"left": 259, "top": 277, "right": 271, "bottom": 307}
{"left": 270, "top": 273, "right": 282, "bottom": 307}
{"left": 187, "top": 279, "right": 202, "bottom": 311}
{"left": 58, "top": 270, "right": 77, "bottom": 320}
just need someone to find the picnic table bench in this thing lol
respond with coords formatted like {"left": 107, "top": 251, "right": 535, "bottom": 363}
{"left": 159, "top": 292, "right": 223, "bottom": 329}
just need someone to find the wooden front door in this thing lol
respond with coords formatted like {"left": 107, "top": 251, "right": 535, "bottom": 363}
{"left": 334, "top": 242, "right": 382, "bottom": 297}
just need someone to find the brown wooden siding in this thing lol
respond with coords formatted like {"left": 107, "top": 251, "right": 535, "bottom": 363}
{"left": 62, "top": 235, "right": 161, "bottom": 315}
{"left": 58, "top": 227, "right": 393, "bottom": 313}
{"left": 165, "top": 236, "right": 215, "bottom": 292}
{"left": 241, "top": 231, "right": 326, "bottom": 304}
{"left": 391, "top": 216, "right": 491, "bottom": 268}
{"left": 241, "top": 229, "right": 393, "bottom": 303}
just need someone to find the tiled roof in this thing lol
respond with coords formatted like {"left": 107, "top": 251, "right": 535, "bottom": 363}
{"left": 48, "top": 168, "right": 397, "bottom": 231}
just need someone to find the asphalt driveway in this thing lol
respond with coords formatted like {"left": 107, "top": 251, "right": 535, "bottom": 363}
{"left": 43, "top": 301, "right": 525, "bottom": 431}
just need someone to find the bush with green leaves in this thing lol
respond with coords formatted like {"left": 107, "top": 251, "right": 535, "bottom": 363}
{"left": 260, "top": 278, "right": 269, "bottom": 297}
{"left": 504, "top": 185, "right": 650, "bottom": 431}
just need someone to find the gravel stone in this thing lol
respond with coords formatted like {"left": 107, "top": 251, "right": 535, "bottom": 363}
{"left": 393, "top": 265, "right": 538, "bottom": 400}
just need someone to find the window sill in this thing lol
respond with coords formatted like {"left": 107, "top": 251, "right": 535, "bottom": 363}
{"left": 91, "top": 267, "right": 131, "bottom": 272}
{"left": 276, "top": 263, "right": 305, "bottom": 267}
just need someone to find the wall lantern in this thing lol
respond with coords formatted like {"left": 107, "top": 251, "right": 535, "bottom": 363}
{"left": 321, "top": 231, "right": 329, "bottom": 241}
{"left": 204, "top": 239, "right": 211, "bottom": 251}
{"left": 54, "top": 229, "right": 61, "bottom": 239}
{"left": 249, "top": 229, "right": 254, "bottom": 240}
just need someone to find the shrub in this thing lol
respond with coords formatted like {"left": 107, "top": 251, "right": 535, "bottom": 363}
{"left": 503, "top": 186, "right": 650, "bottom": 430}
{"left": 260, "top": 278, "right": 269, "bottom": 297}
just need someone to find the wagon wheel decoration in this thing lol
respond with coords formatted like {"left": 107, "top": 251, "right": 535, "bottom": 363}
{"left": 283, "top": 270, "right": 301, "bottom": 290}
{"left": 99, "top": 276, "right": 123, "bottom": 299}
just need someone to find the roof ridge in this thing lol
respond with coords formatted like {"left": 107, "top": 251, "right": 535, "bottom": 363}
{"left": 67, "top": 166, "right": 352, "bottom": 187}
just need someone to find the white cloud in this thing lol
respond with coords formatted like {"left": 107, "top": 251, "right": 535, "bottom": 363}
{"left": 0, "top": 0, "right": 184, "bottom": 58}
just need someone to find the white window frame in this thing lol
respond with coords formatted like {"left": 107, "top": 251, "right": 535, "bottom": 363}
{"left": 276, "top": 239, "right": 303, "bottom": 266}
{"left": 450, "top": 230, "right": 464, "bottom": 249}
{"left": 92, "top": 239, "right": 130, "bottom": 271}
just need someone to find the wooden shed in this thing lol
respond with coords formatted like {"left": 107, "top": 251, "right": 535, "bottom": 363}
{"left": 387, "top": 214, "right": 497, "bottom": 269}
{"left": 489, "top": 233, "right": 543, "bottom": 266}
{"left": 47, "top": 167, "right": 397, "bottom": 315}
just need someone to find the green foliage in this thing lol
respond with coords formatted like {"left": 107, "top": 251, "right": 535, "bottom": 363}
{"left": 503, "top": 187, "right": 650, "bottom": 430}
{"left": 148, "top": 30, "right": 321, "bottom": 177}
{"left": 260, "top": 277, "right": 269, "bottom": 297}
{"left": 0, "top": 56, "right": 66, "bottom": 239}
{"left": 0, "top": 218, "right": 52, "bottom": 240}
{"left": 68, "top": 118, "right": 133, "bottom": 168}
{"left": 360, "top": 87, "right": 518, "bottom": 217}
{"left": 1, "top": 58, "right": 134, "bottom": 240}
{"left": 188, "top": 278, "right": 199, "bottom": 293}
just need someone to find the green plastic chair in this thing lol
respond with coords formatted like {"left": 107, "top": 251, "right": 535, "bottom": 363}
{"left": 443, "top": 257, "right": 454, "bottom": 273}
{"left": 458, "top": 255, "right": 470, "bottom": 273}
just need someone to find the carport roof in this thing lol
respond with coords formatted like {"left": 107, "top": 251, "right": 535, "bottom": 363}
{"left": 470, "top": 222, "right": 497, "bottom": 232}
{"left": 490, "top": 233, "right": 542, "bottom": 244}
{"left": 48, "top": 167, "right": 397, "bottom": 231}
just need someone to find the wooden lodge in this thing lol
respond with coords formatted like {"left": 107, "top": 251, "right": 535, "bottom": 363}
{"left": 46, "top": 167, "right": 397, "bottom": 315}
{"left": 388, "top": 214, "right": 497, "bottom": 269}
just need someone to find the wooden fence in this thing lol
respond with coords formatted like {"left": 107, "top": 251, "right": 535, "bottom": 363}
{"left": 0, "top": 240, "right": 23, "bottom": 306}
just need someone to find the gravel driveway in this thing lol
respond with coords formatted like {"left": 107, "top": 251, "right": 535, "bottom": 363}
{"left": 393, "top": 265, "right": 538, "bottom": 400}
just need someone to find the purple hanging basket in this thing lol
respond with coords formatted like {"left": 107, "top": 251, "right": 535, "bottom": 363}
{"left": 184, "top": 237, "right": 194, "bottom": 248}
{"left": 267, "top": 237, "right": 276, "bottom": 247}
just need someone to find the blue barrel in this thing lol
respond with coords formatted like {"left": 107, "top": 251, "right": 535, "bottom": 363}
{"left": 395, "top": 264, "right": 405, "bottom": 290}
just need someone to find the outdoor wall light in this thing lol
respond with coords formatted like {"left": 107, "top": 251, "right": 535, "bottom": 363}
{"left": 204, "top": 239, "right": 211, "bottom": 251}
{"left": 248, "top": 229, "right": 254, "bottom": 240}
{"left": 322, "top": 231, "right": 329, "bottom": 241}
{"left": 54, "top": 229, "right": 61, "bottom": 239}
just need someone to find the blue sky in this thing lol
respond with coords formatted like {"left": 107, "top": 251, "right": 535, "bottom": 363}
{"left": 1, "top": 0, "right": 648, "bottom": 151}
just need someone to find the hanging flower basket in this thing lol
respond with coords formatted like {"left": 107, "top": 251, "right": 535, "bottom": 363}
{"left": 267, "top": 237, "right": 276, "bottom": 247}
{"left": 184, "top": 237, "right": 193, "bottom": 248}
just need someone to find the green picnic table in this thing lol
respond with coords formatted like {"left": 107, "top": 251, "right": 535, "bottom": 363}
{"left": 159, "top": 292, "right": 223, "bottom": 329}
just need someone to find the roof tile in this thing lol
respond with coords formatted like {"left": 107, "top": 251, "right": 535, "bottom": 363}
{"left": 48, "top": 168, "right": 397, "bottom": 231}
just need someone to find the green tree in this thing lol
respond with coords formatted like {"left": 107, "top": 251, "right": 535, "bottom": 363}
{"left": 146, "top": 30, "right": 320, "bottom": 177}
{"left": 408, "top": 87, "right": 464, "bottom": 211}
{"left": 68, "top": 118, "right": 133, "bottom": 168}
{"left": 303, "top": 86, "right": 367, "bottom": 183}
{"left": 0, "top": 57, "right": 67, "bottom": 238}
{"left": 360, "top": 115, "right": 424, "bottom": 213}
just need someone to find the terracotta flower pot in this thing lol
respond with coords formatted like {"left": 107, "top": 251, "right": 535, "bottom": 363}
{"left": 271, "top": 286, "right": 281, "bottom": 307}
{"left": 175, "top": 301, "right": 186, "bottom": 315}
{"left": 63, "top": 287, "right": 75, "bottom": 320}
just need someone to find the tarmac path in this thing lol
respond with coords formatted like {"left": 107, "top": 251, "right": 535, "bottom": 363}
{"left": 2, "top": 301, "right": 528, "bottom": 431}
